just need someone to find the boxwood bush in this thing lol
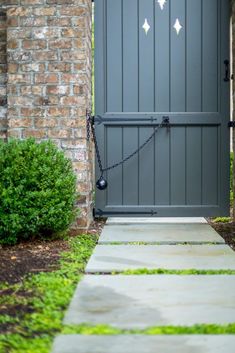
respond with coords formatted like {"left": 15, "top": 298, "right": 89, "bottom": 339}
{"left": 0, "top": 139, "right": 77, "bottom": 245}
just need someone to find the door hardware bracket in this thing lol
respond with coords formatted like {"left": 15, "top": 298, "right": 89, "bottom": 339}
{"left": 228, "top": 121, "right": 235, "bottom": 128}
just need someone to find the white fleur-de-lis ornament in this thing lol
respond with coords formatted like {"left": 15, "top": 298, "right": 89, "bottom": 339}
{"left": 142, "top": 18, "right": 150, "bottom": 35}
{"left": 173, "top": 18, "right": 183, "bottom": 35}
{"left": 158, "top": 0, "right": 166, "bottom": 10}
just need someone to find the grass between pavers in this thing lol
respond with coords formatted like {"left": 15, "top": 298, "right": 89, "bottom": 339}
{"left": 113, "top": 268, "right": 235, "bottom": 275}
{"left": 106, "top": 242, "right": 224, "bottom": 245}
{"left": 61, "top": 323, "right": 235, "bottom": 335}
{"left": 0, "top": 234, "right": 98, "bottom": 353}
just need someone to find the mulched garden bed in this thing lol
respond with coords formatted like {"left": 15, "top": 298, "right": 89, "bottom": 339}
{"left": 208, "top": 220, "right": 235, "bottom": 251}
{"left": 0, "top": 219, "right": 105, "bottom": 285}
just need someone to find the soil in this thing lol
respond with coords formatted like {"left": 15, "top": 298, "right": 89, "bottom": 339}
{"left": 208, "top": 219, "right": 235, "bottom": 251}
{"left": 0, "top": 219, "right": 105, "bottom": 285}
{"left": 0, "top": 239, "right": 69, "bottom": 284}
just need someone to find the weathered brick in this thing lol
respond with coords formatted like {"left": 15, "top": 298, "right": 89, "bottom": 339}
{"left": 59, "top": 7, "right": 86, "bottom": 16}
{"left": 60, "top": 96, "right": 86, "bottom": 106}
{"left": 8, "top": 74, "right": 31, "bottom": 84}
{"left": 8, "top": 129, "right": 22, "bottom": 139}
{"left": 32, "top": 85, "right": 44, "bottom": 95}
{"left": 32, "top": 28, "right": 60, "bottom": 39}
{"left": 48, "top": 129, "right": 71, "bottom": 139}
{"left": 20, "top": 86, "right": 32, "bottom": 95}
{"left": 46, "top": 0, "right": 76, "bottom": 4}
{"left": 60, "top": 118, "right": 85, "bottom": 129}
{"left": 33, "top": 50, "right": 58, "bottom": 61}
{"left": 8, "top": 96, "right": 33, "bottom": 106}
{"left": 73, "top": 85, "right": 84, "bottom": 95}
{"left": 35, "top": 73, "right": 58, "bottom": 84}
{"left": 46, "top": 85, "right": 70, "bottom": 95}
{"left": 8, "top": 117, "right": 33, "bottom": 128}
{"left": 47, "top": 107, "right": 70, "bottom": 117}
{"left": 61, "top": 73, "right": 86, "bottom": 84}
{"left": 48, "top": 62, "right": 71, "bottom": 72}
{"left": 47, "top": 17, "right": 71, "bottom": 27}
{"left": 34, "top": 96, "right": 59, "bottom": 106}
{"left": 21, "top": 0, "right": 45, "bottom": 5}
{"left": 49, "top": 39, "right": 72, "bottom": 50}
{"left": 8, "top": 28, "right": 31, "bottom": 39}
{"left": 33, "top": 7, "right": 57, "bottom": 17}
{"left": 61, "top": 50, "right": 86, "bottom": 61}
{"left": 20, "top": 17, "right": 46, "bottom": 27}
{"left": 21, "top": 107, "right": 44, "bottom": 117}
{"left": 35, "top": 117, "right": 58, "bottom": 128}
{"left": 7, "top": 39, "right": 19, "bottom": 49}
{"left": 22, "top": 39, "right": 47, "bottom": 50}
{"left": 21, "top": 63, "right": 45, "bottom": 72}
{"left": 7, "top": 17, "right": 19, "bottom": 27}
{"left": 23, "top": 129, "right": 47, "bottom": 138}
{"left": 61, "top": 28, "right": 82, "bottom": 38}
{"left": 7, "top": 7, "right": 32, "bottom": 17}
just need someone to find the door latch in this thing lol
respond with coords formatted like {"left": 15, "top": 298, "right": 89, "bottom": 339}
{"left": 163, "top": 116, "right": 170, "bottom": 132}
{"left": 228, "top": 121, "right": 235, "bottom": 128}
{"left": 224, "top": 60, "right": 230, "bottom": 82}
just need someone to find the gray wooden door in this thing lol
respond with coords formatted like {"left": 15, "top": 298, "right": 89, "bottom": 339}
{"left": 94, "top": 0, "right": 230, "bottom": 217}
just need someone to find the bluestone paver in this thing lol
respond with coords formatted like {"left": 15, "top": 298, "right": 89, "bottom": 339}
{"left": 99, "top": 224, "right": 224, "bottom": 244}
{"left": 85, "top": 244, "right": 235, "bottom": 273}
{"left": 52, "top": 335, "right": 235, "bottom": 353}
{"left": 106, "top": 217, "right": 207, "bottom": 224}
{"left": 63, "top": 275, "right": 235, "bottom": 328}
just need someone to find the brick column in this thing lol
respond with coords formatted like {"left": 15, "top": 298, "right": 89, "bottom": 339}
{"left": 6, "top": 0, "right": 93, "bottom": 229}
{"left": 0, "top": 9, "right": 7, "bottom": 140}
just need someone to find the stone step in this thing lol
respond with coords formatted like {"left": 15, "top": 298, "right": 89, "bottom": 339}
{"left": 63, "top": 275, "right": 235, "bottom": 328}
{"left": 99, "top": 224, "right": 224, "bottom": 244}
{"left": 106, "top": 217, "right": 207, "bottom": 225}
{"left": 52, "top": 335, "right": 235, "bottom": 353}
{"left": 85, "top": 245, "right": 235, "bottom": 273}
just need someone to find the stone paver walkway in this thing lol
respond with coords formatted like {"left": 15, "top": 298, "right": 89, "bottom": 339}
{"left": 99, "top": 223, "right": 224, "bottom": 244}
{"left": 52, "top": 218, "right": 235, "bottom": 353}
{"left": 53, "top": 335, "right": 235, "bottom": 353}
{"left": 86, "top": 245, "right": 235, "bottom": 272}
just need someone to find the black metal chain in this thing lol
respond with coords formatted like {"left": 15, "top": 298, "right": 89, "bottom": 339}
{"left": 87, "top": 111, "right": 169, "bottom": 176}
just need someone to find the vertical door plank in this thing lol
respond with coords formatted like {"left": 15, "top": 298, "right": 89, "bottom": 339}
{"left": 171, "top": 0, "right": 186, "bottom": 112}
{"left": 106, "top": 127, "right": 123, "bottom": 205}
{"left": 155, "top": 0, "right": 170, "bottom": 112}
{"left": 139, "top": 0, "right": 154, "bottom": 112}
{"left": 202, "top": 126, "right": 218, "bottom": 205}
{"left": 202, "top": 0, "right": 218, "bottom": 112}
{"left": 106, "top": 0, "right": 122, "bottom": 112}
{"left": 139, "top": 127, "right": 155, "bottom": 205}
{"left": 95, "top": 0, "right": 105, "bottom": 115}
{"left": 155, "top": 127, "right": 170, "bottom": 205}
{"left": 123, "top": 127, "right": 139, "bottom": 205}
{"left": 186, "top": 0, "right": 202, "bottom": 112}
{"left": 186, "top": 127, "right": 202, "bottom": 205}
{"left": 171, "top": 127, "right": 186, "bottom": 205}
{"left": 123, "top": 0, "right": 138, "bottom": 112}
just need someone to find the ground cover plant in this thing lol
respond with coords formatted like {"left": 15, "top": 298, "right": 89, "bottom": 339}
{"left": 0, "top": 139, "right": 77, "bottom": 245}
{"left": 0, "top": 234, "right": 98, "bottom": 353}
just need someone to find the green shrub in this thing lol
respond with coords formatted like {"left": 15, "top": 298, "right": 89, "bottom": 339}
{"left": 0, "top": 139, "right": 77, "bottom": 245}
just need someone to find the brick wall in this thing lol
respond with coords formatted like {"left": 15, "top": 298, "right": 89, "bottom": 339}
{"left": 0, "top": 9, "right": 7, "bottom": 140}
{"left": 5, "top": 0, "right": 93, "bottom": 229}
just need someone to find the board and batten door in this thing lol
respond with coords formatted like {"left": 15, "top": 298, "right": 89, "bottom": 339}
{"left": 94, "top": 0, "right": 230, "bottom": 217}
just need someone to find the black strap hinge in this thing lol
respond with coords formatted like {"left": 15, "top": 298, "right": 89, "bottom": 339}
{"left": 228, "top": 121, "right": 235, "bottom": 128}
